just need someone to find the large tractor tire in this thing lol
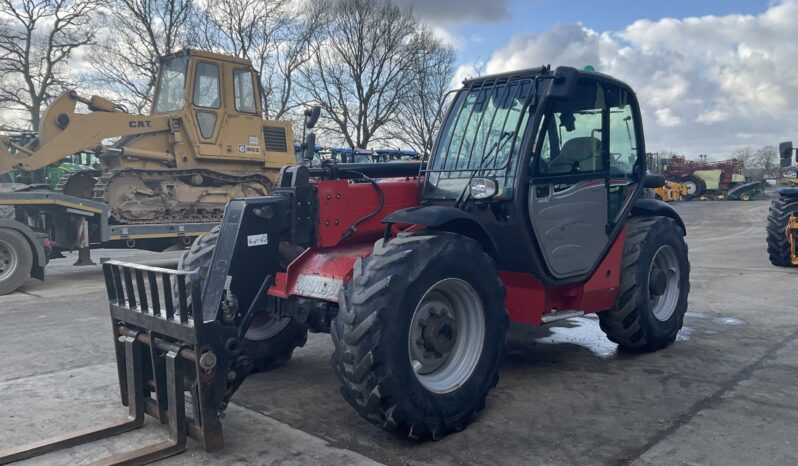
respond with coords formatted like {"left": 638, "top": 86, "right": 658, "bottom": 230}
{"left": 0, "top": 205, "right": 13, "bottom": 219}
{"left": 332, "top": 232, "right": 508, "bottom": 439}
{"left": 0, "top": 228, "right": 32, "bottom": 295}
{"left": 767, "top": 194, "right": 798, "bottom": 267}
{"left": 681, "top": 175, "right": 706, "bottom": 199}
{"left": 598, "top": 216, "right": 690, "bottom": 351}
{"left": 177, "top": 225, "right": 307, "bottom": 372}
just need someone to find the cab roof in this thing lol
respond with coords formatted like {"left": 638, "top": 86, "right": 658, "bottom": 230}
{"left": 160, "top": 48, "right": 253, "bottom": 67}
{"left": 462, "top": 65, "right": 634, "bottom": 94}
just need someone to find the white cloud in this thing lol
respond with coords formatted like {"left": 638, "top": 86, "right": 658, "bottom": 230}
{"left": 392, "top": 0, "right": 511, "bottom": 24}
{"left": 481, "top": 1, "right": 798, "bottom": 156}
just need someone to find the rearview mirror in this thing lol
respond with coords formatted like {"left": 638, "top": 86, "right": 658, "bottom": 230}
{"left": 548, "top": 67, "right": 579, "bottom": 100}
{"left": 303, "top": 132, "right": 316, "bottom": 162}
{"left": 643, "top": 174, "right": 665, "bottom": 189}
{"left": 305, "top": 106, "right": 321, "bottom": 129}
{"left": 779, "top": 141, "right": 794, "bottom": 167}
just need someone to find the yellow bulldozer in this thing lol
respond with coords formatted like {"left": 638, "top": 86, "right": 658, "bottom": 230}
{"left": 0, "top": 49, "right": 300, "bottom": 224}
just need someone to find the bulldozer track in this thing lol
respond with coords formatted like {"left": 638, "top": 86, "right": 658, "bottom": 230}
{"left": 92, "top": 169, "right": 274, "bottom": 225}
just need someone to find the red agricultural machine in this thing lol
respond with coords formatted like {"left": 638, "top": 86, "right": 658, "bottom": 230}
{"left": 1, "top": 66, "right": 690, "bottom": 465}
{"left": 655, "top": 154, "right": 746, "bottom": 198}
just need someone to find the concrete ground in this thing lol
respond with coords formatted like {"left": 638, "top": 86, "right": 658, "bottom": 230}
{"left": 1, "top": 200, "right": 797, "bottom": 465}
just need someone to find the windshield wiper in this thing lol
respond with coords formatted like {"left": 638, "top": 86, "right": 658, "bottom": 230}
{"left": 453, "top": 130, "right": 515, "bottom": 208}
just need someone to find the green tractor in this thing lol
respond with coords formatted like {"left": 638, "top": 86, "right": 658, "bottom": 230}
{"left": 1, "top": 132, "right": 99, "bottom": 190}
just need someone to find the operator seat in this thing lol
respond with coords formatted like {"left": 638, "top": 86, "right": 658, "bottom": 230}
{"left": 548, "top": 136, "right": 601, "bottom": 173}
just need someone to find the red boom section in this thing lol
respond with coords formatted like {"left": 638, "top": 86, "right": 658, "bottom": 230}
{"left": 269, "top": 177, "right": 420, "bottom": 302}
{"left": 315, "top": 178, "right": 421, "bottom": 247}
{"left": 500, "top": 226, "right": 626, "bottom": 325}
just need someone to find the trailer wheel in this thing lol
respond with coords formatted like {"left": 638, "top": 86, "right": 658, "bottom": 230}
{"left": 332, "top": 232, "right": 508, "bottom": 439}
{"left": 178, "top": 226, "right": 307, "bottom": 372}
{"left": 767, "top": 194, "right": 798, "bottom": 267}
{"left": 598, "top": 216, "right": 690, "bottom": 351}
{"left": 0, "top": 229, "right": 32, "bottom": 295}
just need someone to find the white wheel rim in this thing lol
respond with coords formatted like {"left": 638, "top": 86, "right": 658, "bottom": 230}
{"left": 408, "top": 278, "right": 485, "bottom": 394}
{"left": 0, "top": 239, "right": 18, "bottom": 281}
{"left": 648, "top": 245, "right": 681, "bottom": 321}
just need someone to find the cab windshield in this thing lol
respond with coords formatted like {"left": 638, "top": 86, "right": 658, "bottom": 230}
{"left": 426, "top": 79, "right": 533, "bottom": 199}
{"left": 153, "top": 56, "right": 188, "bottom": 114}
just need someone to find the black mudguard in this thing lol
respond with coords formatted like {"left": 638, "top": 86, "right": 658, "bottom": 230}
{"left": 630, "top": 198, "right": 686, "bottom": 234}
{"left": 775, "top": 187, "right": 798, "bottom": 198}
{"left": 383, "top": 206, "right": 499, "bottom": 257}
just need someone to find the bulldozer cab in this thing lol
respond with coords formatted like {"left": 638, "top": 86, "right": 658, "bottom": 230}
{"left": 151, "top": 49, "right": 293, "bottom": 169}
{"left": 423, "top": 66, "right": 646, "bottom": 282}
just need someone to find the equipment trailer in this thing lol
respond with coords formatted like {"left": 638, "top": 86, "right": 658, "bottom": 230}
{"left": 0, "top": 66, "right": 691, "bottom": 465}
{"left": 0, "top": 188, "right": 215, "bottom": 295}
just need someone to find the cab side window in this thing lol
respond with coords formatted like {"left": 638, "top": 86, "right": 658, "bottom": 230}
{"left": 608, "top": 87, "right": 637, "bottom": 178}
{"left": 536, "top": 81, "right": 606, "bottom": 176}
{"left": 233, "top": 69, "right": 257, "bottom": 113}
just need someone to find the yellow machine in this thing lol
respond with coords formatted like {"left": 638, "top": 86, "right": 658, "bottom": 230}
{"left": 0, "top": 49, "right": 296, "bottom": 224}
{"left": 654, "top": 180, "right": 688, "bottom": 202}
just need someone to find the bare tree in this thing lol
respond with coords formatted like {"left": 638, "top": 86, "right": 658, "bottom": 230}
{"left": 0, "top": 0, "right": 100, "bottom": 129}
{"left": 733, "top": 146, "right": 757, "bottom": 167}
{"left": 300, "top": 0, "right": 419, "bottom": 149}
{"left": 389, "top": 28, "right": 455, "bottom": 156}
{"left": 92, "top": 0, "right": 194, "bottom": 113}
{"left": 190, "top": 0, "right": 318, "bottom": 121}
{"left": 755, "top": 145, "right": 778, "bottom": 173}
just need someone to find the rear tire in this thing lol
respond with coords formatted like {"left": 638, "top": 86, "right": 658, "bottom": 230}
{"left": 178, "top": 225, "right": 307, "bottom": 372}
{"left": 767, "top": 194, "right": 798, "bottom": 267}
{"left": 681, "top": 175, "right": 705, "bottom": 199}
{"left": 0, "top": 229, "right": 32, "bottom": 295}
{"left": 598, "top": 216, "right": 690, "bottom": 351}
{"left": 332, "top": 232, "right": 508, "bottom": 439}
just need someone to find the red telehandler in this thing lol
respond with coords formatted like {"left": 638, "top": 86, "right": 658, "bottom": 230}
{"left": 1, "top": 66, "right": 690, "bottom": 464}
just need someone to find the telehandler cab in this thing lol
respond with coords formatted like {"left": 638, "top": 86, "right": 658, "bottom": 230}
{"left": 0, "top": 66, "right": 690, "bottom": 465}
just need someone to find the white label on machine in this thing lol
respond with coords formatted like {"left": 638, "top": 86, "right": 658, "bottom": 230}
{"left": 294, "top": 275, "right": 342, "bottom": 301}
{"left": 247, "top": 233, "right": 269, "bottom": 247}
{"left": 248, "top": 136, "right": 259, "bottom": 145}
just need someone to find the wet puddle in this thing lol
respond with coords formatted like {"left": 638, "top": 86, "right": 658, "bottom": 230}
{"left": 534, "top": 316, "right": 618, "bottom": 358}
{"left": 533, "top": 311, "right": 745, "bottom": 357}
{"left": 686, "top": 311, "right": 747, "bottom": 326}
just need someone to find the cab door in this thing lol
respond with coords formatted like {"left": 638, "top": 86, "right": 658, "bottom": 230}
{"left": 191, "top": 60, "right": 223, "bottom": 151}
{"left": 528, "top": 80, "right": 610, "bottom": 278}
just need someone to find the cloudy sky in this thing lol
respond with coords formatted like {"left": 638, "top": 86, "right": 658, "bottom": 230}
{"left": 396, "top": 0, "right": 794, "bottom": 158}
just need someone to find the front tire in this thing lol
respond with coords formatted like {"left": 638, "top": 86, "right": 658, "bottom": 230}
{"left": 332, "top": 232, "right": 508, "bottom": 439}
{"left": 178, "top": 225, "right": 307, "bottom": 372}
{"left": 599, "top": 216, "right": 690, "bottom": 351}
{"left": 767, "top": 194, "right": 798, "bottom": 267}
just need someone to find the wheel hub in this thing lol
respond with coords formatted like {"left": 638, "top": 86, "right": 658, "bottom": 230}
{"left": 649, "top": 268, "right": 667, "bottom": 296}
{"left": 421, "top": 311, "right": 457, "bottom": 355}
